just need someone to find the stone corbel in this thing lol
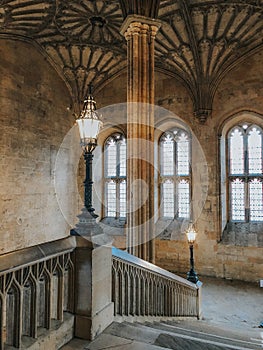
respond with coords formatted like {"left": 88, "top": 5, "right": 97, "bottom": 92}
{"left": 194, "top": 108, "right": 212, "bottom": 124}
{"left": 193, "top": 81, "right": 214, "bottom": 123}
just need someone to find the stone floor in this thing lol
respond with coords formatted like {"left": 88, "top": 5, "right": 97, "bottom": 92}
{"left": 201, "top": 277, "right": 263, "bottom": 330}
{"left": 61, "top": 276, "right": 263, "bottom": 349}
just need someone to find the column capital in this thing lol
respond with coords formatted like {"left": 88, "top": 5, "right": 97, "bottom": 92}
{"left": 120, "top": 14, "right": 161, "bottom": 37}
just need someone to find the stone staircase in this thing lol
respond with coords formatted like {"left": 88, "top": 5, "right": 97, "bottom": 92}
{"left": 73, "top": 320, "right": 263, "bottom": 350}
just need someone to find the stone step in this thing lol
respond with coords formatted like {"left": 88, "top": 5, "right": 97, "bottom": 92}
{"left": 158, "top": 319, "right": 261, "bottom": 345}
{"left": 85, "top": 333, "right": 165, "bottom": 350}
{"left": 103, "top": 321, "right": 263, "bottom": 350}
{"left": 146, "top": 322, "right": 262, "bottom": 349}
{"left": 61, "top": 319, "right": 263, "bottom": 350}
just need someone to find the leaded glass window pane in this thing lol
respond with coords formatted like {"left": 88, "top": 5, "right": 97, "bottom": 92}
{"left": 178, "top": 179, "right": 190, "bottom": 218}
{"left": 248, "top": 127, "right": 262, "bottom": 174}
{"left": 119, "top": 140, "right": 126, "bottom": 177}
{"left": 163, "top": 180, "right": 174, "bottom": 217}
{"left": 229, "top": 128, "right": 244, "bottom": 175}
{"left": 249, "top": 179, "right": 263, "bottom": 221}
{"left": 105, "top": 139, "right": 117, "bottom": 177}
{"left": 228, "top": 123, "right": 263, "bottom": 222}
{"left": 119, "top": 180, "right": 126, "bottom": 217}
{"left": 160, "top": 127, "right": 191, "bottom": 219}
{"left": 161, "top": 134, "right": 174, "bottom": 176}
{"left": 104, "top": 133, "right": 126, "bottom": 218}
{"left": 177, "top": 132, "right": 189, "bottom": 176}
{"left": 230, "top": 179, "right": 245, "bottom": 221}
{"left": 106, "top": 181, "right": 116, "bottom": 217}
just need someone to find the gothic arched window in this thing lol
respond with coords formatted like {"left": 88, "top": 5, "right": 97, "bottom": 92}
{"left": 228, "top": 124, "right": 263, "bottom": 222}
{"left": 159, "top": 128, "right": 191, "bottom": 219}
{"left": 104, "top": 133, "right": 126, "bottom": 218}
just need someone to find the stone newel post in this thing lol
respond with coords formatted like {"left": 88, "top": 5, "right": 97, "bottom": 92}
{"left": 73, "top": 237, "right": 114, "bottom": 340}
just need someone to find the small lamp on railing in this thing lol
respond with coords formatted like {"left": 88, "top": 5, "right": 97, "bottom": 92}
{"left": 186, "top": 223, "right": 199, "bottom": 283}
{"left": 71, "top": 84, "right": 103, "bottom": 237}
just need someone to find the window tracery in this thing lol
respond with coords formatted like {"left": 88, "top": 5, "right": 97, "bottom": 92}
{"left": 159, "top": 128, "right": 191, "bottom": 219}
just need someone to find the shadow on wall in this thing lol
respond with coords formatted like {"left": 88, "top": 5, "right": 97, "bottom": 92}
{"left": 221, "top": 222, "right": 263, "bottom": 247}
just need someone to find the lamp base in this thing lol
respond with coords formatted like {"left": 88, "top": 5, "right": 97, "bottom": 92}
{"left": 187, "top": 268, "right": 199, "bottom": 284}
{"left": 71, "top": 207, "right": 103, "bottom": 237}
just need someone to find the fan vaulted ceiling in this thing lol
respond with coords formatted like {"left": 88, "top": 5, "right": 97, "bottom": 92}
{"left": 0, "top": 0, "right": 262, "bottom": 119}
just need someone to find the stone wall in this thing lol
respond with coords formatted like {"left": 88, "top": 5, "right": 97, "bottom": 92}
{"left": 97, "top": 50, "right": 263, "bottom": 283}
{"left": 0, "top": 38, "right": 77, "bottom": 254}
{"left": 154, "top": 50, "right": 263, "bottom": 283}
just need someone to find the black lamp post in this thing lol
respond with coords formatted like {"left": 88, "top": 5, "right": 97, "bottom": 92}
{"left": 186, "top": 223, "right": 199, "bottom": 283}
{"left": 71, "top": 85, "right": 103, "bottom": 237}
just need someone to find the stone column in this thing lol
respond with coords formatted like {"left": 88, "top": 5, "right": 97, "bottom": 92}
{"left": 121, "top": 15, "right": 161, "bottom": 262}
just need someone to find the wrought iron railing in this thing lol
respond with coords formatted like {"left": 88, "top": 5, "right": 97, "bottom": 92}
{"left": 0, "top": 239, "right": 74, "bottom": 349}
{"left": 112, "top": 247, "right": 201, "bottom": 319}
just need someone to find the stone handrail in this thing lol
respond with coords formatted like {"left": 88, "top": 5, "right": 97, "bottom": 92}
{"left": 0, "top": 237, "right": 75, "bottom": 349}
{"left": 0, "top": 239, "right": 201, "bottom": 349}
{"left": 112, "top": 247, "right": 202, "bottom": 319}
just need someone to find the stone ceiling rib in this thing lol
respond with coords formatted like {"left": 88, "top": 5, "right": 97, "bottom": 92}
{"left": 119, "top": 0, "right": 161, "bottom": 18}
